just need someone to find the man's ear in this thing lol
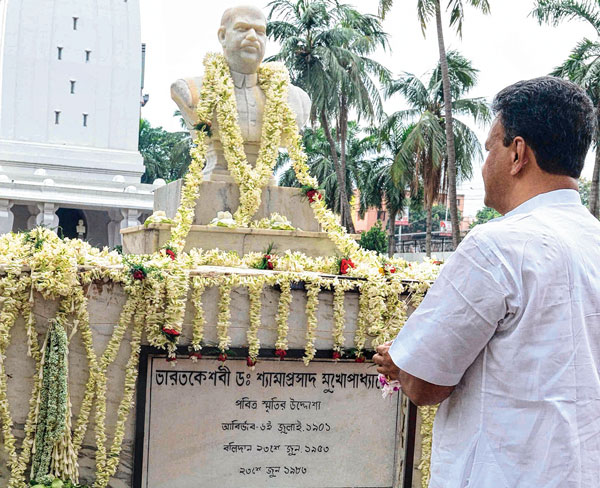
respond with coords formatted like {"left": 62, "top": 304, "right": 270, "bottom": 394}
{"left": 218, "top": 26, "right": 226, "bottom": 47}
{"left": 510, "top": 136, "right": 528, "bottom": 176}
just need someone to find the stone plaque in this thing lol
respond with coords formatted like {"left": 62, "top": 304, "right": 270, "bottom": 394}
{"left": 139, "top": 356, "right": 402, "bottom": 488}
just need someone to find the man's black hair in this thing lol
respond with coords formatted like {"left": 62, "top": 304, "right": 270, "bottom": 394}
{"left": 492, "top": 76, "right": 596, "bottom": 178}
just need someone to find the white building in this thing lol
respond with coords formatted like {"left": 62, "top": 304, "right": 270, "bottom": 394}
{"left": 0, "top": 0, "right": 158, "bottom": 247}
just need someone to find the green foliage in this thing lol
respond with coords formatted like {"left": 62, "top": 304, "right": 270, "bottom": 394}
{"left": 30, "top": 475, "right": 89, "bottom": 488}
{"left": 579, "top": 177, "right": 591, "bottom": 207}
{"left": 387, "top": 51, "right": 490, "bottom": 199}
{"left": 138, "top": 118, "right": 192, "bottom": 184}
{"left": 278, "top": 123, "right": 379, "bottom": 214}
{"left": 31, "top": 320, "right": 69, "bottom": 480}
{"left": 358, "top": 220, "right": 388, "bottom": 255}
{"left": 405, "top": 204, "right": 462, "bottom": 234}
{"left": 470, "top": 206, "right": 501, "bottom": 228}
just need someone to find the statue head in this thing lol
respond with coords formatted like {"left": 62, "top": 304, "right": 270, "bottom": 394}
{"left": 218, "top": 5, "right": 267, "bottom": 74}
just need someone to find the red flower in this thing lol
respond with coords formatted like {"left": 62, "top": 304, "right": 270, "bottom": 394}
{"left": 355, "top": 355, "right": 365, "bottom": 363}
{"left": 265, "top": 255, "right": 274, "bottom": 270}
{"left": 218, "top": 353, "right": 227, "bottom": 362}
{"left": 275, "top": 349, "right": 287, "bottom": 360}
{"left": 332, "top": 351, "right": 341, "bottom": 360}
{"left": 165, "top": 249, "right": 176, "bottom": 260}
{"left": 340, "top": 258, "right": 355, "bottom": 275}
{"left": 161, "top": 327, "right": 181, "bottom": 337}
{"left": 132, "top": 269, "right": 145, "bottom": 280}
{"left": 189, "top": 351, "right": 202, "bottom": 360}
{"left": 306, "top": 189, "right": 322, "bottom": 204}
{"left": 166, "top": 356, "right": 177, "bottom": 363}
{"left": 246, "top": 356, "right": 256, "bottom": 367}
{"left": 433, "top": 260, "right": 442, "bottom": 265}
{"left": 389, "top": 266, "right": 396, "bottom": 273}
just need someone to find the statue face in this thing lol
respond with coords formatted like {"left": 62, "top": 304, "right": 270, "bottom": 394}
{"left": 218, "top": 7, "right": 267, "bottom": 74}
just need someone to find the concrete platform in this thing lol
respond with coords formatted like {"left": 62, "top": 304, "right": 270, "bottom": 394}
{"left": 154, "top": 179, "right": 320, "bottom": 232}
{"left": 121, "top": 223, "right": 348, "bottom": 257}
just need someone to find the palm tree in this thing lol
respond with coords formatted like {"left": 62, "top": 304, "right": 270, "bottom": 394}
{"left": 277, "top": 123, "right": 378, "bottom": 218}
{"left": 532, "top": 0, "right": 600, "bottom": 218}
{"left": 138, "top": 116, "right": 192, "bottom": 183}
{"left": 267, "top": 0, "right": 391, "bottom": 233}
{"left": 386, "top": 51, "right": 490, "bottom": 255}
{"left": 379, "top": 0, "right": 491, "bottom": 247}
{"left": 357, "top": 125, "right": 411, "bottom": 256}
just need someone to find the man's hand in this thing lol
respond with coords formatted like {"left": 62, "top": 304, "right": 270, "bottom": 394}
{"left": 373, "top": 340, "right": 456, "bottom": 406}
{"left": 373, "top": 341, "right": 401, "bottom": 381}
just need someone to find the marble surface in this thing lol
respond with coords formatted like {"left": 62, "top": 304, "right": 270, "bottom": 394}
{"left": 153, "top": 179, "right": 320, "bottom": 232}
{"left": 121, "top": 224, "right": 342, "bottom": 258}
{"left": 141, "top": 358, "right": 402, "bottom": 488}
{"left": 0, "top": 278, "right": 413, "bottom": 487}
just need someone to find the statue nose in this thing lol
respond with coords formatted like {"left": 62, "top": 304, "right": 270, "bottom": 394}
{"left": 246, "top": 29, "right": 258, "bottom": 40}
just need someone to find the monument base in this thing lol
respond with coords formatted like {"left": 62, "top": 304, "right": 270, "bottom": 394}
{"left": 154, "top": 179, "right": 320, "bottom": 232}
{"left": 121, "top": 223, "right": 346, "bottom": 257}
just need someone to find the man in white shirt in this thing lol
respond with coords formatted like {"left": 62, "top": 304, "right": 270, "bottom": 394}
{"left": 374, "top": 77, "right": 600, "bottom": 487}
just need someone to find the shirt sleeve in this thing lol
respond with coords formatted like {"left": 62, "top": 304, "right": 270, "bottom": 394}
{"left": 389, "top": 231, "right": 512, "bottom": 386}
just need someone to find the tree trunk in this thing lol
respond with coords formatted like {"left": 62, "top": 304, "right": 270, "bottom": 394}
{"left": 388, "top": 209, "right": 397, "bottom": 258}
{"left": 435, "top": 0, "right": 460, "bottom": 248}
{"left": 320, "top": 111, "right": 348, "bottom": 223}
{"left": 339, "top": 96, "right": 356, "bottom": 233}
{"left": 590, "top": 101, "right": 600, "bottom": 218}
{"left": 425, "top": 203, "right": 432, "bottom": 257}
{"left": 590, "top": 145, "right": 600, "bottom": 218}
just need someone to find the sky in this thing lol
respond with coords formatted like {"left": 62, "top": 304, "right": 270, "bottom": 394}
{"left": 139, "top": 0, "right": 597, "bottom": 217}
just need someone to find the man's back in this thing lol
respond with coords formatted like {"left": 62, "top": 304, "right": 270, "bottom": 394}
{"left": 391, "top": 190, "right": 600, "bottom": 487}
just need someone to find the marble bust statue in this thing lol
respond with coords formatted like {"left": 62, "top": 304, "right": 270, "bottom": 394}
{"left": 171, "top": 5, "right": 311, "bottom": 181}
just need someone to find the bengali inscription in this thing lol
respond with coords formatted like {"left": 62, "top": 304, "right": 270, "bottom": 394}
{"left": 142, "top": 358, "right": 400, "bottom": 488}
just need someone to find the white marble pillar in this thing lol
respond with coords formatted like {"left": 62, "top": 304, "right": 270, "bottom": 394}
{"left": 111, "top": 208, "right": 141, "bottom": 247}
{"left": 108, "top": 209, "right": 123, "bottom": 248}
{"left": 0, "top": 199, "right": 14, "bottom": 235}
{"left": 35, "top": 202, "right": 59, "bottom": 229}
{"left": 120, "top": 208, "right": 141, "bottom": 230}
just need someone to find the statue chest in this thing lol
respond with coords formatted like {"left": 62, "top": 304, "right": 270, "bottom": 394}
{"left": 211, "top": 85, "right": 267, "bottom": 143}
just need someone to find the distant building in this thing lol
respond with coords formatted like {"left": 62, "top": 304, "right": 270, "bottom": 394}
{"left": 0, "top": 0, "right": 156, "bottom": 247}
{"left": 353, "top": 191, "right": 469, "bottom": 253}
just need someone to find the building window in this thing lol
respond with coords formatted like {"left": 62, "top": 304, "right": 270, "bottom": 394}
{"left": 82, "top": 113, "right": 88, "bottom": 127}
{"left": 70, "top": 80, "right": 76, "bottom": 94}
{"left": 73, "top": 17, "right": 78, "bottom": 30}
{"left": 57, "top": 46, "right": 63, "bottom": 60}
{"left": 54, "top": 111, "right": 61, "bottom": 124}
{"left": 85, "top": 50, "right": 91, "bottom": 62}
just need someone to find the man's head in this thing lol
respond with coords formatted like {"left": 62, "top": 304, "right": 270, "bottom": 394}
{"left": 482, "top": 76, "right": 596, "bottom": 214}
{"left": 218, "top": 5, "right": 267, "bottom": 74}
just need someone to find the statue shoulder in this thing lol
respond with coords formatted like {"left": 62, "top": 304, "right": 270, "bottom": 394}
{"left": 288, "top": 84, "right": 310, "bottom": 108}
{"left": 170, "top": 76, "right": 204, "bottom": 109}
{"left": 288, "top": 84, "right": 311, "bottom": 128}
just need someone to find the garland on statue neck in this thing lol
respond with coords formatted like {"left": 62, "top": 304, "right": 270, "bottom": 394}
{"left": 166, "top": 52, "right": 383, "bottom": 278}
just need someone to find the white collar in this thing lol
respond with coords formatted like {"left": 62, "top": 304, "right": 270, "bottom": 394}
{"left": 230, "top": 71, "right": 258, "bottom": 88}
{"left": 505, "top": 189, "right": 581, "bottom": 218}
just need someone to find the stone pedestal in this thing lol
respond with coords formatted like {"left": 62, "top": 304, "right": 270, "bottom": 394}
{"left": 153, "top": 179, "right": 319, "bottom": 231}
{"left": 121, "top": 179, "right": 356, "bottom": 257}
{"left": 121, "top": 223, "right": 341, "bottom": 257}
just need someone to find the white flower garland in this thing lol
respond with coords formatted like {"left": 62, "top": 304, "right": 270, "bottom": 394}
{"left": 246, "top": 279, "right": 264, "bottom": 365}
{"left": 303, "top": 280, "right": 325, "bottom": 365}
{"left": 274, "top": 277, "right": 293, "bottom": 354}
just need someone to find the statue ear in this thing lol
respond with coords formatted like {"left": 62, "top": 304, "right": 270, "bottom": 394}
{"left": 218, "top": 26, "right": 226, "bottom": 47}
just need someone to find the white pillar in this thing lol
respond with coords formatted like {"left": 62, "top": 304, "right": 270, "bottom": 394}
{"left": 120, "top": 208, "right": 141, "bottom": 231}
{"left": 0, "top": 199, "right": 14, "bottom": 235}
{"left": 35, "top": 202, "right": 59, "bottom": 229}
{"left": 107, "top": 209, "right": 123, "bottom": 248}
{"left": 26, "top": 205, "right": 38, "bottom": 230}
